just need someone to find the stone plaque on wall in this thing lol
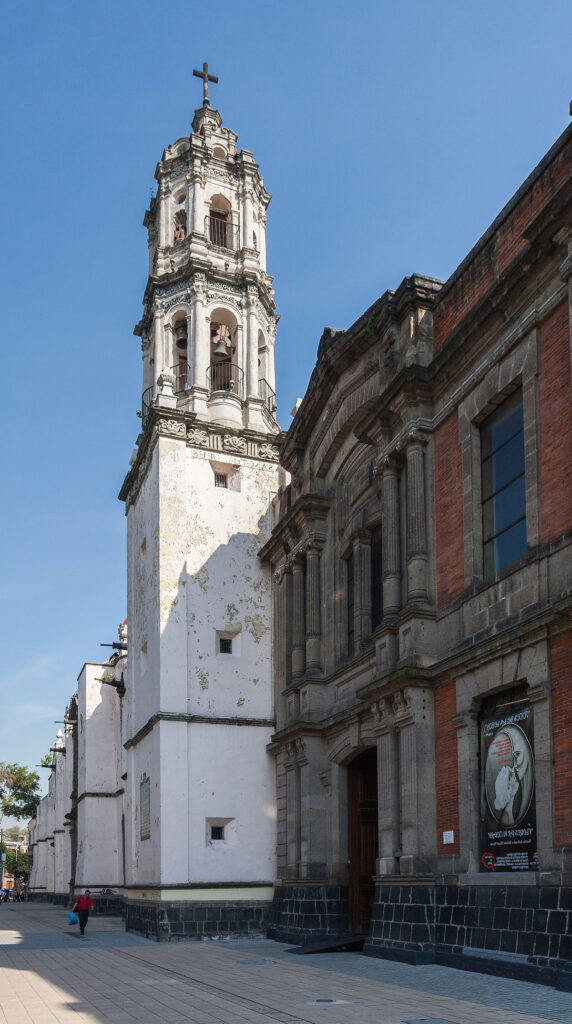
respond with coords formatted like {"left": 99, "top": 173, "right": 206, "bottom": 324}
{"left": 480, "top": 689, "right": 537, "bottom": 872}
{"left": 140, "top": 774, "right": 151, "bottom": 841}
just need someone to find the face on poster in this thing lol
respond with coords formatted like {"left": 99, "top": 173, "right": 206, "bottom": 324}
{"left": 480, "top": 699, "right": 537, "bottom": 872}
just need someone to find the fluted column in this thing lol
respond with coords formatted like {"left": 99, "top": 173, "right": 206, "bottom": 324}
{"left": 292, "top": 556, "right": 306, "bottom": 679}
{"left": 190, "top": 170, "right": 204, "bottom": 235}
{"left": 381, "top": 457, "right": 402, "bottom": 617}
{"left": 243, "top": 189, "right": 254, "bottom": 249}
{"left": 191, "top": 282, "right": 208, "bottom": 392}
{"left": 185, "top": 311, "right": 193, "bottom": 385}
{"left": 246, "top": 291, "right": 259, "bottom": 399}
{"left": 305, "top": 543, "right": 322, "bottom": 673}
{"left": 158, "top": 183, "right": 171, "bottom": 247}
{"left": 275, "top": 569, "right": 285, "bottom": 695}
{"left": 406, "top": 432, "right": 428, "bottom": 602}
{"left": 286, "top": 762, "right": 301, "bottom": 877}
{"left": 353, "top": 532, "right": 372, "bottom": 650}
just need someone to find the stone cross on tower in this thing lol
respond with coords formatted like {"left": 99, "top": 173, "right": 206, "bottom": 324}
{"left": 193, "top": 62, "right": 219, "bottom": 107}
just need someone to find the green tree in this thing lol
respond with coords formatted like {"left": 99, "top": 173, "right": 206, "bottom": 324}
{"left": 0, "top": 763, "right": 41, "bottom": 823}
{"left": 3, "top": 825, "right": 27, "bottom": 843}
{"left": 2, "top": 845, "right": 29, "bottom": 884}
{"left": 40, "top": 753, "right": 54, "bottom": 767}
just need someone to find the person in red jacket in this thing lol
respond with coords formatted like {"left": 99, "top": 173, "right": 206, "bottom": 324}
{"left": 72, "top": 890, "right": 94, "bottom": 935}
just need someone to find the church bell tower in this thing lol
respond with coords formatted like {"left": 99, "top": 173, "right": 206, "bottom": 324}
{"left": 119, "top": 67, "right": 281, "bottom": 937}
{"left": 139, "top": 62, "right": 277, "bottom": 432}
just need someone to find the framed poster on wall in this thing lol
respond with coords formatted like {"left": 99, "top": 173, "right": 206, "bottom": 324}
{"left": 480, "top": 687, "right": 537, "bottom": 872}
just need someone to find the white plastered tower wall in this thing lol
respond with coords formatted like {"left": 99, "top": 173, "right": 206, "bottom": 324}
{"left": 120, "top": 83, "right": 281, "bottom": 932}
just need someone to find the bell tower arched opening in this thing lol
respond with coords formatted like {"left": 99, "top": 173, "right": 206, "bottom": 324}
{"left": 207, "top": 307, "right": 242, "bottom": 399}
{"left": 209, "top": 194, "right": 233, "bottom": 250}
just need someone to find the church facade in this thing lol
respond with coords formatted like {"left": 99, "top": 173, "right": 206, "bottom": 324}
{"left": 29, "top": 86, "right": 572, "bottom": 983}
{"left": 261, "top": 122, "right": 572, "bottom": 983}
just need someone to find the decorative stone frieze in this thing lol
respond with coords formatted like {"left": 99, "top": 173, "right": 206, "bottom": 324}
{"left": 156, "top": 418, "right": 186, "bottom": 437}
{"left": 186, "top": 427, "right": 209, "bottom": 447}
{"left": 223, "top": 434, "right": 247, "bottom": 453}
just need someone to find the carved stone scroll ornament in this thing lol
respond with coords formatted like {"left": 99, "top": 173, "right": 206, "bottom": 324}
{"left": 392, "top": 689, "right": 411, "bottom": 718}
{"left": 156, "top": 418, "right": 186, "bottom": 437}
{"left": 258, "top": 443, "right": 280, "bottom": 461}
{"left": 187, "top": 428, "right": 209, "bottom": 447}
{"left": 294, "top": 737, "right": 306, "bottom": 755}
{"left": 223, "top": 435, "right": 247, "bottom": 453}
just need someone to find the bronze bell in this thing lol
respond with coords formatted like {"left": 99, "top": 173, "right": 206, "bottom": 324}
{"left": 175, "top": 325, "right": 188, "bottom": 351}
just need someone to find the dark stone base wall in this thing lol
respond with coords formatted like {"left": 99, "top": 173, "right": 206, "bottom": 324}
{"left": 125, "top": 899, "right": 271, "bottom": 941}
{"left": 364, "top": 883, "right": 572, "bottom": 990}
{"left": 26, "top": 892, "right": 69, "bottom": 906}
{"left": 26, "top": 892, "right": 125, "bottom": 916}
{"left": 267, "top": 885, "right": 349, "bottom": 944}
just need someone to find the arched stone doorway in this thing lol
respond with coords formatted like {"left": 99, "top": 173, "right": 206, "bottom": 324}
{"left": 347, "top": 747, "right": 378, "bottom": 933}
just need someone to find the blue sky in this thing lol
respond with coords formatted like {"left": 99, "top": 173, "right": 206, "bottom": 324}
{"left": 1, "top": 0, "right": 570, "bottom": 811}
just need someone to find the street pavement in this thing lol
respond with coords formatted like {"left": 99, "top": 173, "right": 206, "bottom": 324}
{"left": 1, "top": 904, "right": 572, "bottom": 1024}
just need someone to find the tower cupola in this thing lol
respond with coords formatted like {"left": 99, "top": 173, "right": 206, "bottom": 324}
{"left": 136, "top": 66, "right": 278, "bottom": 433}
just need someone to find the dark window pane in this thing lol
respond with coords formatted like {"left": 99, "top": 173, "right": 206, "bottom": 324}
{"left": 482, "top": 475, "right": 526, "bottom": 542}
{"left": 484, "top": 518, "right": 527, "bottom": 577}
{"left": 371, "top": 525, "right": 383, "bottom": 630}
{"left": 481, "top": 393, "right": 524, "bottom": 459}
{"left": 481, "top": 391, "right": 527, "bottom": 579}
{"left": 482, "top": 432, "right": 525, "bottom": 499}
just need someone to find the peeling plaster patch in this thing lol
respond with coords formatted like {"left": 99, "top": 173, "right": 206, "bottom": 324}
{"left": 196, "top": 567, "right": 209, "bottom": 592}
{"left": 225, "top": 621, "right": 242, "bottom": 635}
{"left": 252, "top": 678, "right": 259, "bottom": 686}
{"left": 226, "top": 603, "right": 239, "bottom": 621}
{"left": 236, "top": 697, "right": 245, "bottom": 706}
{"left": 197, "top": 670, "right": 210, "bottom": 690}
{"left": 245, "top": 615, "right": 269, "bottom": 643}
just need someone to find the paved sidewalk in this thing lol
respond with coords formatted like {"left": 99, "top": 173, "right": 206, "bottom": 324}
{"left": 1, "top": 905, "right": 572, "bottom": 1024}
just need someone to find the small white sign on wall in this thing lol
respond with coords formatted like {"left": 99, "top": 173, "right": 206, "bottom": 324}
{"left": 442, "top": 830, "right": 455, "bottom": 845}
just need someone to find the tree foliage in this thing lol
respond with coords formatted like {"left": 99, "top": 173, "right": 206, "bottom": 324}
{"left": 0, "top": 763, "right": 41, "bottom": 822}
{"left": 1, "top": 844, "right": 29, "bottom": 883}
{"left": 3, "top": 825, "right": 27, "bottom": 843}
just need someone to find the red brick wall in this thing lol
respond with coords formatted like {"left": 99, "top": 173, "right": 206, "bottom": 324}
{"left": 435, "top": 680, "right": 459, "bottom": 855}
{"left": 434, "top": 412, "right": 464, "bottom": 607}
{"left": 434, "top": 140, "right": 572, "bottom": 349}
{"left": 539, "top": 300, "right": 572, "bottom": 543}
{"left": 550, "top": 631, "right": 572, "bottom": 848}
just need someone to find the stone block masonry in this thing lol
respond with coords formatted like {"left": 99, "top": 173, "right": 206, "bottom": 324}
{"left": 365, "top": 882, "right": 572, "bottom": 989}
{"left": 125, "top": 899, "right": 271, "bottom": 942}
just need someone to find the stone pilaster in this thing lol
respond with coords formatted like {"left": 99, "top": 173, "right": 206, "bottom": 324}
{"left": 285, "top": 748, "right": 301, "bottom": 878}
{"left": 298, "top": 737, "right": 327, "bottom": 879}
{"left": 353, "top": 532, "right": 372, "bottom": 650}
{"left": 406, "top": 432, "right": 429, "bottom": 602}
{"left": 453, "top": 707, "right": 480, "bottom": 874}
{"left": 305, "top": 543, "right": 322, "bottom": 673}
{"left": 381, "top": 457, "right": 402, "bottom": 617}
{"left": 372, "top": 698, "right": 401, "bottom": 875}
{"left": 292, "top": 556, "right": 306, "bottom": 680}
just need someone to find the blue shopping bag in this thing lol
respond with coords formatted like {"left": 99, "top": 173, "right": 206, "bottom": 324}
{"left": 68, "top": 911, "right": 78, "bottom": 925}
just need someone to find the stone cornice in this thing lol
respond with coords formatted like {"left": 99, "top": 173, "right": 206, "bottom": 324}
{"left": 125, "top": 711, "right": 275, "bottom": 750}
{"left": 258, "top": 493, "right": 331, "bottom": 564}
{"left": 281, "top": 275, "right": 441, "bottom": 462}
{"left": 119, "top": 410, "right": 280, "bottom": 510}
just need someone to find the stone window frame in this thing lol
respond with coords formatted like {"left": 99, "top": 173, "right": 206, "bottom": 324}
{"left": 458, "top": 329, "right": 540, "bottom": 589}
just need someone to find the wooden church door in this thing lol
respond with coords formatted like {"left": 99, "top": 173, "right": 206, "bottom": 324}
{"left": 347, "top": 747, "right": 378, "bottom": 933}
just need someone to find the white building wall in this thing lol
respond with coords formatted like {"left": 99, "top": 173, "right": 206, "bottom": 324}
{"left": 75, "top": 663, "right": 123, "bottom": 891}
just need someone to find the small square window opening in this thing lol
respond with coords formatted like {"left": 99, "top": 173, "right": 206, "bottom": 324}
{"left": 215, "top": 473, "right": 228, "bottom": 489}
{"left": 219, "top": 637, "right": 232, "bottom": 654}
{"left": 211, "top": 825, "right": 224, "bottom": 841}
